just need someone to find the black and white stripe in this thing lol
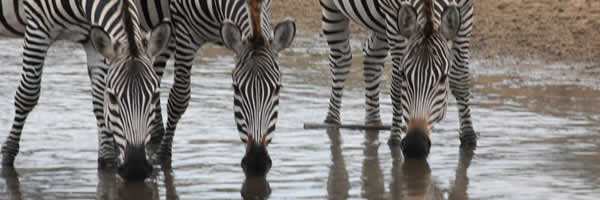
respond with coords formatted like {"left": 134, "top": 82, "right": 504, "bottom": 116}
{"left": 320, "top": 0, "right": 476, "bottom": 146}
{"left": 0, "top": 0, "right": 170, "bottom": 179}
{"left": 152, "top": 0, "right": 296, "bottom": 168}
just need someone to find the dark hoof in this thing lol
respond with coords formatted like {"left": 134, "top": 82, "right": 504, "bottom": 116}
{"left": 149, "top": 138, "right": 162, "bottom": 146}
{"left": 365, "top": 119, "right": 382, "bottom": 126}
{"left": 98, "top": 157, "right": 119, "bottom": 169}
{"left": 160, "top": 161, "right": 172, "bottom": 170}
{"left": 1, "top": 156, "right": 15, "bottom": 167}
{"left": 460, "top": 133, "right": 477, "bottom": 150}
{"left": 389, "top": 144, "right": 403, "bottom": 161}
{"left": 1, "top": 166, "right": 18, "bottom": 178}
{"left": 156, "top": 152, "right": 172, "bottom": 165}
{"left": 324, "top": 116, "right": 341, "bottom": 125}
{"left": 149, "top": 130, "right": 165, "bottom": 145}
{"left": 387, "top": 135, "right": 402, "bottom": 146}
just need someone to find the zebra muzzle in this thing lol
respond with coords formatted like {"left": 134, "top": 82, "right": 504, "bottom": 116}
{"left": 118, "top": 146, "right": 153, "bottom": 181}
{"left": 242, "top": 143, "right": 272, "bottom": 177}
{"left": 402, "top": 119, "right": 432, "bottom": 159}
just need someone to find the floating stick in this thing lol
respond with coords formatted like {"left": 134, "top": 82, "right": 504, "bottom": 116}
{"left": 303, "top": 123, "right": 404, "bottom": 131}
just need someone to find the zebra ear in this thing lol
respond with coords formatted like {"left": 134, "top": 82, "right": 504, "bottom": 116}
{"left": 221, "top": 21, "right": 243, "bottom": 54}
{"left": 90, "top": 27, "right": 116, "bottom": 59}
{"left": 272, "top": 19, "right": 296, "bottom": 53}
{"left": 397, "top": 6, "right": 417, "bottom": 38}
{"left": 440, "top": 7, "right": 460, "bottom": 41}
{"left": 148, "top": 22, "right": 171, "bottom": 57}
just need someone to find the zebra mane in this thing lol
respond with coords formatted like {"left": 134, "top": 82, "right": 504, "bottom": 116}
{"left": 423, "top": 0, "right": 434, "bottom": 37}
{"left": 247, "top": 0, "right": 265, "bottom": 45}
{"left": 122, "top": 0, "right": 139, "bottom": 57}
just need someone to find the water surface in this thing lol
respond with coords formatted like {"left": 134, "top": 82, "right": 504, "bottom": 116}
{"left": 0, "top": 37, "right": 599, "bottom": 199}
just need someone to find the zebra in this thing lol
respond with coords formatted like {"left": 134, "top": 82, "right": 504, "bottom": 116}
{"left": 319, "top": 0, "right": 476, "bottom": 157}
{"left": 149, "top": 0, "right": 296, "bottom": 176}
{"left": 0, "top": 0, "right": 171, "bottom": 180}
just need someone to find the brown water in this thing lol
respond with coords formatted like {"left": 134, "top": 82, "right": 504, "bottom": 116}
{"left": 0, "top": 37, "right": 599, "bottom": 200}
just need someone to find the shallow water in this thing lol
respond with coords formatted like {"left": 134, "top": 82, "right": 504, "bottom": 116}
{"left": 0, "top": 36, "right": 599, "bottom": 200}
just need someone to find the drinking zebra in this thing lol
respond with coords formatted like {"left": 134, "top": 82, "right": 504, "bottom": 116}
{"left": 0, "top": 0, "right": 171, "bottom": 180}
{"left": 319, "top": 0, "right": 476, "bottom": 157}
{"left": 149, "top": 0, "right": 296, "bottom": 176}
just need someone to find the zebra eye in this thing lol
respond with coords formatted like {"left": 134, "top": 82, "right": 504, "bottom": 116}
{"left": 152, "top": 91, "right": 160, "bottom": 102}
{"left": 142, "top": 38, "right": 149, "bottom": 47}
{"left": 107, "top": 91, "right": 118, "bottom": 105}
{"left": 439, "top": 74, "right": 448, "bottom": 83}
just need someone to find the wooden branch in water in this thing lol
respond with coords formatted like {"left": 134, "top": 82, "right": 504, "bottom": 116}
{"left": 303, "top": 123, "right": 398, "bottom": 130}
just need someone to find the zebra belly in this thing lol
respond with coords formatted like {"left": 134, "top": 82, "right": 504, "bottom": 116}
{"left": 0, "top": 0, "right": 25, "bottom": 37}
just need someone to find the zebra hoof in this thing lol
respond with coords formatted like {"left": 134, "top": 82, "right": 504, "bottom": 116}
{"left": 98, "top": 157, "right": 119, "bottom": 169}
{"left": 365, "top": 119, "right": 383, "bottom": 126}
{"left": 459, "top": 133, "right": 477, "bottom": 150}
{"left": 156, "top": 152, "right": 172, "bottom": 165}
{"left": 1, "top": 154, "right": 15, "bottom": 167}
{"left": 387, "top": 135, "right": 402, "bottom": 146}
{"left": 149, "top": 131, "right": 165, "bottom": 145}
{"left": 324, "top": 116, "right": 341, "bottom": 125}
{"left": 1, "top": 166, "right": 18, "bottom": 178}
{"left": 389, "top": 144, "right": 403, "bottom": 161}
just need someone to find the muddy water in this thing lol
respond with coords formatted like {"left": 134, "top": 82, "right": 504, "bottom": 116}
{"left": 0, "top": 36, "right": 599, "bottom": 200}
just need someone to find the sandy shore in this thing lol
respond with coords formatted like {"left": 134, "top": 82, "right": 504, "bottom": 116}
{"left": 270, "top": 0, "right": 600, "bottom": 64}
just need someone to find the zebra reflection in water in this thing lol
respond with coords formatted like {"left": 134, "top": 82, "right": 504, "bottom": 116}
{"left": 319, "top": 0, "right": 477, "bottom": 158}
{"left": 324, "top": 128, "right": 473, "bottom": 199}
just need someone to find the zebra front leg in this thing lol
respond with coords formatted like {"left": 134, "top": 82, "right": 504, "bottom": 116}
{"left": 82, "top": 42, "right": 118, "bottom": 168}
{"left": 157, "top": 33, "right": 199, "bottom": 163}
{"left": 362, "top": 32, "right": 388, "bottom": 125}
{"left": 321, "top": 0, "right": 352, "bottom": 124}
{"left": 1, "top": 26, "right": 50, "bottom": 166}
{"left": 449, "top": 62, "right": 477, "bottom": 148}
{"left": 388, "top": 57, "right": 404, "bottom": 146}
{"left": 386, "top": 20, "right": 408, "bottom": 145}
{"left": 452, "top": 0, "right": 476, "bottom": 149}
{"left": 149, "top": 37, "right": 174, "bottom": 145}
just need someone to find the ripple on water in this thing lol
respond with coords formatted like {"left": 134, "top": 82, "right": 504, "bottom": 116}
{"left": 0, "top": 37, "right": 599, "bottom": 199}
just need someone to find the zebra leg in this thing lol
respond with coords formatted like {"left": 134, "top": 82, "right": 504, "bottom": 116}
{"left": 1, "top": 25, "right": 50, "bottom": 166}
{"left": 388, "top": 57, "right": 404, "bottom": 146}
{"left": 321, "top": 0, "right": 352, "bottom": 125}
{"left": 386, "top": 25, "right": 408, "bottom": 145}
{"left": 449, "top": 61, "right": 477, "bottom": 148}
{"left": 82, "top": 42, "right": 118, "bottom": 168}
{"left": 452, "top": 0, "right": 476, "bottom": 149}
{"left": 157, "top": 30, "right": 200, "bottom": 163}
{"left": 362, "top": 32, "right": 388, "bottom": 125}
{"left": 149, "top": 37, "right": 174, "bottom": 145}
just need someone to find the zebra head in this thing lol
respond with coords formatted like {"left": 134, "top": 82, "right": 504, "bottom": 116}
{"left": 89, "top": 0, "right": 171, "bottom": 181}
{"left": 220, "top": 0, "right": 296, "bottom": 177}
{"left": 395, "top": 1, "right": 460, "bottom": 159}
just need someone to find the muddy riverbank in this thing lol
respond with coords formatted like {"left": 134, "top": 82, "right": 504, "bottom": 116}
{"left": 271, "top": 0, "right": 600, "bottom": 64}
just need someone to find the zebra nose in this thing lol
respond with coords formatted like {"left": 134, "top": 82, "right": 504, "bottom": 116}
{"left": 242, "top": 143, "right": 272, "bottom": 177}
{"left": 402, "top": 119, "right": 431, "bottom": 159}
{"left": 118, "top": 146, "right": 153, "bottom": 181}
